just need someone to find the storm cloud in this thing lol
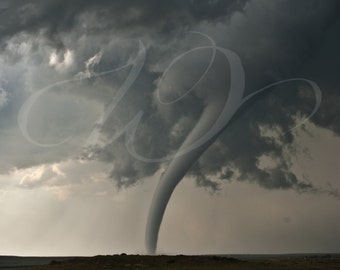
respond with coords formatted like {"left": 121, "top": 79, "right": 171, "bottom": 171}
{"left": 0, "top": 0, "right": 339, "bottom": 195}
{"left": 0, "top": 0, "right": 248, "bottom": 44}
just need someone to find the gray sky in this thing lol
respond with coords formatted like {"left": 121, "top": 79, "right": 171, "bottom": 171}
{"left": 0, "top": 0, "right": 339, "bottom": 256}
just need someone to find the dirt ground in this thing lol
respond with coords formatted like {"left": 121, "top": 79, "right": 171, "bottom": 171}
{"left": 26, "top": 254, "right": 340, "bottom": 270}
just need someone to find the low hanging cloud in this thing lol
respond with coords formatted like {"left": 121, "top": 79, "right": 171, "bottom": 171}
{"left": 0, "top": 0, "right": 339, "bottom": 200}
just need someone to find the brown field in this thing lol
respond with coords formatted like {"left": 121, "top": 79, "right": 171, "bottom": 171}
{"left": 24, "top": 254, "right": 340, "bottom": 270}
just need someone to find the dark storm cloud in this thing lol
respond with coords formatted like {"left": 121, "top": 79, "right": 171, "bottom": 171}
{"left": 184, "top": 0, "right": 340, "bottom": 193}
{"left": 92, "top": 0, "right": 340, "bottom": 195}
{"left": 0, "top": 0, "right": 248, "bottom": 46}
{"left": 0, "top": 0, "right": 339, "bottom": 198}
{"left": 303, "top": 19, "right": 340, "bottom": 136}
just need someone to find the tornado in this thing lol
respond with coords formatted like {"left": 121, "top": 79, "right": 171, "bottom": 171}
{"left": 144, "top": 42, "right": 247, "bottom": 254}
{"left": 144, "top": 38, "right": 322, "bottom": 254}
{"left": 145, "top": 101, "right": 234, "bottom": 254}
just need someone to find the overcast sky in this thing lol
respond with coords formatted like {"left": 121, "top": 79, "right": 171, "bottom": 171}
{"left": 0, "top": 0, "right": 340, "bottom": 256}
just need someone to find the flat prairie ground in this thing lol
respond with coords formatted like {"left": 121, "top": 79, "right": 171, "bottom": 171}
{"left": 25, "top": 254, "right": 340, "bottom": 270}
